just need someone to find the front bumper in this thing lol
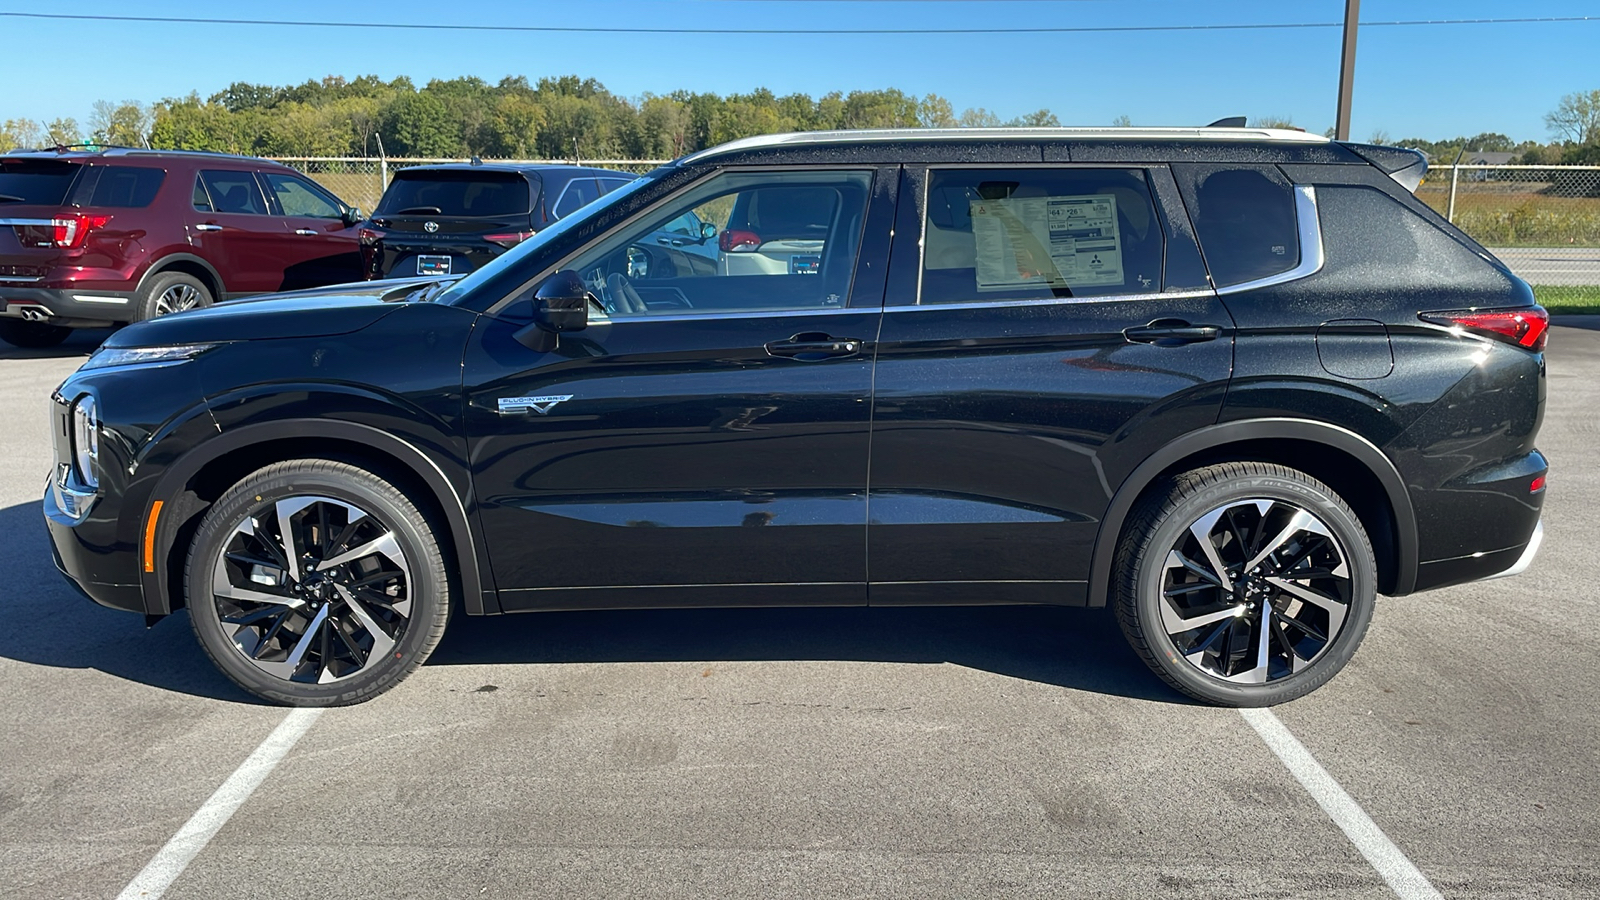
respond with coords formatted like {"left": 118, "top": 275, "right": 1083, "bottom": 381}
{"left": 0, "top": 286, "right": 134, "bottom": 327}
{"left": 43, "top": 464, "right": 145, "bottom": 615}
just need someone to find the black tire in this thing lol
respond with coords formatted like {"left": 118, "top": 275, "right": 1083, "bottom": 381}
{"left": 1113, "top": 462, "right": 1376, "bottom": 707}
{"left": 0, "top": 318, "right": 72, "bottom": 349}
{"left": 136, "top": 270, "right": 213, "bottom": 321}
{"left": 185, "top": 459, "right": 451, "bottom": 706}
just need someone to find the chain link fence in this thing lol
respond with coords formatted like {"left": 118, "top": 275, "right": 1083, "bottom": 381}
{"left": 271, "top": 158, "right": 1600, "bottom": 312}
{"left": 1418, "top": 165, "right": 1600, "bottom": 310}
{"left": 268, "top": 157, "right": 668, "bottom": 218}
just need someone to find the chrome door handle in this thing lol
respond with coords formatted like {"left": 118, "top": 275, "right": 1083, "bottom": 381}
{"left": 194, "top": 223, "right": 223, "bottom": 232}
{"left": 294, "top": 229, "right": 317, "bottom": 236}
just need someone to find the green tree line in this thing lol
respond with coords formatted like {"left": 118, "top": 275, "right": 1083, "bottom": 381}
{"left": 0, "top": 74, "right": 1058, "bottom": 159}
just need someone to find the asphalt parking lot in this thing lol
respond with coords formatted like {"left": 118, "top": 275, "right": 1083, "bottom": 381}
{"left": 2, "top": 325, "right": 1597, "bottom": 900}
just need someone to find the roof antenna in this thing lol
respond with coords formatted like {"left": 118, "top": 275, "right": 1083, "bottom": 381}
{"left": 470, "top": 155, "right": 482, "bottom": 166}
{"left": 1207, "top": 116, "right": 1248, "bottom": 128}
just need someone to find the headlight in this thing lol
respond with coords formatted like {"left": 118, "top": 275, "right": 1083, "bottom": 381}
{"left": 81, "top": 343, "right": 219, "bottom": 371}
{"left": 72, "top": 395, "right": 98, "bottom": 489}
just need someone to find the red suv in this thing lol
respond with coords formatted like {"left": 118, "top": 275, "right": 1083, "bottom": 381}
{"left": 0, "top": 148, "right": 363, "bottom": 348}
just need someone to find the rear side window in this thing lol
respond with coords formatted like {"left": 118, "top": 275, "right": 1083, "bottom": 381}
{"left": 553, "top": 178, "right": 601, "bottom": 218}
{"left": 1175, "top": 164, "right": 1299, "bottom": 288}
{"left": 377, "top": 171, "right": 532, "bottom": 218}
{"left": 1312, "top": 186, "right": 1509, "bottom": 291}
{"left": 199, "top": 170, "right": 266, "bottom": 215}
{"left": 0, "top": 160, "right": 79, "bottom": 206}
{"left": 597, "top": 177, "right": 633, "bottom": 195}
{"left": 920, "top": 167, "right": 1165, "bottom": 303}
{"left": 81, "top": 166, "right": 166, "bottom": 208}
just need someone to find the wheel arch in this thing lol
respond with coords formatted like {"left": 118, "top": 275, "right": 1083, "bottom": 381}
{"left": 142, "top": 419, "right": 494, "bottom": 618}
{"left": 135, "top": 253, "right": 226, "bottom": 303}
{"left": 1087, "top": 418, "right": 1418, "bottom": 607}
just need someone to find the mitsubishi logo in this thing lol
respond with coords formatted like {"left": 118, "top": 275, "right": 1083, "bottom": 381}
{"left": 498, "top": 395, "right": 573, "bottom": 415}
{"left": 423, "top": 221, "right": 439, "bottom": 233}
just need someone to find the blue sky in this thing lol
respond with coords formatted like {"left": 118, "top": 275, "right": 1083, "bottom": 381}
{"left": 1, "top": 0, "right": 1596, "bottom": 144}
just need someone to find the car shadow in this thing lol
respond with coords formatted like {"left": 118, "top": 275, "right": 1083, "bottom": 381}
{"left": 0, "top": 499, "right": 1188, "bottom": 706}
{"left": 0, "top": 327, "right": 114, "bottom": 360}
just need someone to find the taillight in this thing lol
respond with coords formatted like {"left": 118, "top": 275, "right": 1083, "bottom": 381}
{"left": 1422, "top": 306, "right": 1549, "bottom": 352}
{"left": 16, "top": 213, "right": 111, "bottom": 249}
{"left": 358, "top": 227, "right": 381, "bottom": 246}
{"left": 719, "top": 229, "right": 761, "bottom": 252}
{"left": 483, "top": 231, "right": 534, "bottom": 249}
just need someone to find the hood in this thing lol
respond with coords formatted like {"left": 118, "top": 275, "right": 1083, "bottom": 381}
{"left": 106, "top": 277, "right": 455, "bottom": 348}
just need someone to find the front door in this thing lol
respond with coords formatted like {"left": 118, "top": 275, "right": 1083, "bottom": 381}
{"left": 867, "top": 164, "right": 1235, "bottom": 606}
{"left": 464, "top": 167, "right": 894, "bottom": 611}
{"left": 258, "top": 170, "right": 362, "bottom": 290}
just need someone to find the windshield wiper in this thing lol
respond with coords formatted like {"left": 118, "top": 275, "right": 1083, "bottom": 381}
{"left": 0, "top": 194, "right": 27, "bottom": 203}
{"left": 395, "top": 206, "right": 442, "bottom": 215}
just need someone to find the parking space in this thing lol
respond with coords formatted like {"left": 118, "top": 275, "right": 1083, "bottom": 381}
{"left": 2, "top": 327, "right": 1597, "bottom": 899}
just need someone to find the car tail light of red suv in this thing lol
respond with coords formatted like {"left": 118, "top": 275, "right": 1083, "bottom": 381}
{"left": 1422, "top": 306, "right": 1550, "bottom": 352}
{"left": 13, "top": 213, "right": 114, "bottom": 250}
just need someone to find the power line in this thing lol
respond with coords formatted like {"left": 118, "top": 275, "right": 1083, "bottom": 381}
{"left": 0, "top": 11, "right": 1596, "bottom": 36}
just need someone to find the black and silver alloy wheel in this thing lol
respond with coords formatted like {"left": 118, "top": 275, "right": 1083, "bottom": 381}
{"left": 153, "top": 281, "right": 206, "bottom": 316}
{"left": 212, "top": 496, "right": 412, "bottom": 684}
{"left": 187, "top": 459, "right": 450, "bottom": 706}
{"left": 1115, "top": 462, "right": 1376, "bottom": 706}
{"left": 1160, "top": 499, "right": 1351, "bottom": 684}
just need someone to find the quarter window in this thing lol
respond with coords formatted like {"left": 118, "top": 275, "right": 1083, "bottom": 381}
{"left": 198, "top": 170, "right": 265, "bottom": 215}
{"left": 563, "top": 169, "right": 872, "bottom": 316}
{"left": 553, "top": 179, "right": 601, "bottom": 219}
{"left": 1175, "top": 164, "right": 1300, "bottom": 288}
{"left": 920, "top": 168, "right": 1165, "bottom": 304}
{"left": 82, "top": 166, "right": 166, "bottom": 208}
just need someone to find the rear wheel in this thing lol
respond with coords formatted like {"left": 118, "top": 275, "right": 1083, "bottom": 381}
{"left": 0, "top": 319, "right": 72, "bottom": 348}
{"left": 137, "top": 271, "right": 213, "bottom": 320}
{"left": 1114, "top": 462, "right": 1376, "bottom": 706}
{"left": 185, "top": 459, "right": 451, "bottom": 706}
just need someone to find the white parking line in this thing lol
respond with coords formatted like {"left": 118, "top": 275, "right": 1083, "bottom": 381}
{"left": 1240, "top": 708, "right": 1444, "bottom": 900}
{"left": 114, "top": 708, "right": 324, "bottom": 900}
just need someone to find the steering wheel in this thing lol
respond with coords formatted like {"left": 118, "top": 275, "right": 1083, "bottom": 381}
{"left": 603, "top": 273, "right": 647, "bottom": 315}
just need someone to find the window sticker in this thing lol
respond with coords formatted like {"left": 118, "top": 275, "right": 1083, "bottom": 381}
{"left": 969, "top": 194, "right": 1124, "bottom": 291}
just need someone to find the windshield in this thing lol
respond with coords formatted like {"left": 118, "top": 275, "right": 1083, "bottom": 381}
{"left": 438, "top": 173, "right": 653, "bottom": 306}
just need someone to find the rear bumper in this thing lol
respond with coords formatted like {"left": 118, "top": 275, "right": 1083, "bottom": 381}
{"left": 0, "top": 285, "right": 134, "bottom": 326}
{"left": 1488, "top": 518, "right": 1544, "bottom": 580}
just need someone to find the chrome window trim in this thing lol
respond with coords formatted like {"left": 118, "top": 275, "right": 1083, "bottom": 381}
{"left": 593, "top": 305, "right": 875, "bottom": 325}
{"left": 883, "top": 288, "right": 1217, "bottom": 314}
{"left": 1215, "top": 185, "right": 1324, "bottom": 296}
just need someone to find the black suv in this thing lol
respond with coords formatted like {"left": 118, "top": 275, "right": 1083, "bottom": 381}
{"left": 44, "top": 127, "right": 1547, "bottom": 707}
{"left": 359, "top": 163, "right": 635, "bottom": 280}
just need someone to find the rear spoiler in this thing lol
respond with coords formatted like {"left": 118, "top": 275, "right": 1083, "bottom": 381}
{"left": 1342, "top": 142, "right": 1428, "bottom": 193}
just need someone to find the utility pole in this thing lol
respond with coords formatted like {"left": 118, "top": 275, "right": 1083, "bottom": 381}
{"left": 1334, "top": 0, "right": 1360, "bottom": 140}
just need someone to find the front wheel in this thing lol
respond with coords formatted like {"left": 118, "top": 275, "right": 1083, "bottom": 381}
{"left": 1114, "top": 462, "right": 1376, "bottom": 707}
{"left": 185, "top": 459, "right": 451, "bottom": 706}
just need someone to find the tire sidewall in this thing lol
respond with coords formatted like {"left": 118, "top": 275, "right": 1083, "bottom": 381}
{"left": 137, "top": 271, "right": 213, "bottom": 322}
{"left": 187, "top": 465, "right": 445, "bottom": 706}
{"left": 1132, "top": 470, "right": 1376, "bottom": 706}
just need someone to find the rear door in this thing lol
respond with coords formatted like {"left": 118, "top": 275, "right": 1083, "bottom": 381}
{"left": 462, "top": 166, "right": 895, "bottom": 610}
{"left": 866, "top": 164, "right": 1232, "bottom": 606}
{"left": 258, "top": 170, "right": 362, "bottom": 289}
{"left": 191, "top": 169, "right": 284, "bottom": 295}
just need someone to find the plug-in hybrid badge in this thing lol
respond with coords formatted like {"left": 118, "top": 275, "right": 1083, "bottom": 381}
{"left": 498, "top": 395, "right": 573, "bottom": 415}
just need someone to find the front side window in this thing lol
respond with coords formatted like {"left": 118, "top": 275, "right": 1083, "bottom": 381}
{"left": 1175, "top": 164, "right": 1300, "bottom": 288}
{"left": 920, "top": 168, "right": 1165, "bottom": 304}
{"left": 564, "top": 169, "right": 872, "bottom": 317}
{"left": 199, "top": 169, "right": 265, "bottom": 215}
{"left": 262, "top": 172, "right": 342, "bottom": 218}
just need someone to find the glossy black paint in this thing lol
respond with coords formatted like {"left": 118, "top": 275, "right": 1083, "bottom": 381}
{"left": 45, "top": 132, "right": 1546, "bottom": 629}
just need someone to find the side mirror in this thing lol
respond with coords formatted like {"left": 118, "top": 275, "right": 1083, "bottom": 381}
{"left": 341, "top": 207, "right": 363, "bottom": 227}
{"left": 514, "top": 270, "right": 592, "bottom": 351}
{"left": 699, "top": 221, "right": 717, "bottom": 241}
